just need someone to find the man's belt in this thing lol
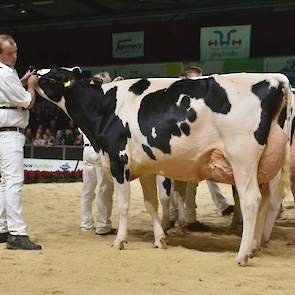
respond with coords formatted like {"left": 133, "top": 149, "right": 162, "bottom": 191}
{"left": 0, "top": 106, "right": 26, "bottom": 110}
{"left": 0, "top": 127, "right": 24, "bottom": 133}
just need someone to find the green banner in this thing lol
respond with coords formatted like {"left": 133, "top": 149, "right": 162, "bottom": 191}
{"left": 200, "top": 25, "right": 251, "bottom": 61}
{"left": 223, "top": 58, "right": 264, "bottom": 73}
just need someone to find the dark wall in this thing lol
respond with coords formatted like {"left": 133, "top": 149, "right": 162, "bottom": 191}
{"left": 12, "top": 9, "right": 295, "bottom": 74}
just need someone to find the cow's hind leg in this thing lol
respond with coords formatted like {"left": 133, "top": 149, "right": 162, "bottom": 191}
{"left": 249, "top": 183, "right": 270, "bottom": 257}
{"left": 226, "top": 144, "right": 263, "bottom": 266}
{"left": 262, "top": 172, "right": 286, "bottom": 246}
{"left": 140, "top": 175, "right": 167, "bottom": 249}
{"left": 112, "top": 180, "right": 131, "bottom": 250}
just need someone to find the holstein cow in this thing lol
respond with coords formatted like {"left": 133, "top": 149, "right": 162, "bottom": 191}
{"left": 36, "top": 67, "right": 294, "bottom": 266}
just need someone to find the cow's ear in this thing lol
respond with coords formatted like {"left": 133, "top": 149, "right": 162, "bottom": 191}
{"left": 72, "top": 66, "right": 82, "bottom": 80}
{"left": 88, "top": 78, "right": 102, "bottom": 87}
{"left": 64, "top": 80, "right": 72, "bottom": 88}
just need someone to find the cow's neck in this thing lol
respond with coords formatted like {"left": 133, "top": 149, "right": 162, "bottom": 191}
{"left": 63, "top": 86, "right": 118, "bottom": 153}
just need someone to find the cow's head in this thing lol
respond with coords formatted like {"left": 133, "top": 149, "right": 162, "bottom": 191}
{"left": 36, "top": 66, "right": 82, "bottom": 113}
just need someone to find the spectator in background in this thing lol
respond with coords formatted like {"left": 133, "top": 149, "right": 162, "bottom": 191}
{"left": 33, "top": 129, "right": 45, "bottom": 146}
{"left": 53, "top": 129, "right": 65, "bottom": 145}
{"left": 94, "top": 71, "right": 112, "bottom": 84}
{"left": 25, "top": 128, "right": 33, "bottom": 144}
{"left": 64, "top": 129, "right": 75, "bottom": 145}
{"left": 182, "top": 65, "right": 203, "bottom": 78}
{"left": 43, "top": 133, "right": 53, "bottom": 146}
{"left": 74, "top": 134, "right": 82, "bottom": 146}
{"left": 48, "top": 119, "right": 57, "bottom": 135}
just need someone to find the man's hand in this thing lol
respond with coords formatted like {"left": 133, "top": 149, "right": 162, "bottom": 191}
{"left": 27, "top": 75, "right": 39, "bottom": 109}
{"left": 27, "top": 74, "right": 39, "bottom": 89}
{"left": 20, "top": 70, "right": 35, "bottom": 86}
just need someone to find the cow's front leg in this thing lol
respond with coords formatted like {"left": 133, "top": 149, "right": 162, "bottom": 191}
{"left": 140, "top": 175, "right": 167, "bottom": 249}
{"left": 112, "top": 179, "right": 130, "bottom": 250}
{"left": 157, "top": 176, "right": 174, "bottom": 231}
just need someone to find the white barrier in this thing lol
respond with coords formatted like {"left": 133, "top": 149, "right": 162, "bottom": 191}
{"left": 24, "top": 158, "right": 83, "bottom": 172}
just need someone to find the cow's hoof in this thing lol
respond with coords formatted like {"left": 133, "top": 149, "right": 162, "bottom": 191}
{"left": 112, "top": 239, "right": 127, "bottom": 250}
{"left": 236, "top": 255, "right": 248, "bottom": 267}
{"left": 154, "top": 237, "right": 167, "bottom": 249}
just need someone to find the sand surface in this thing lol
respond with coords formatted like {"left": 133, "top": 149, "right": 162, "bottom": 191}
{"left": 1, "top": 181, "right": 295, "bottom": 295}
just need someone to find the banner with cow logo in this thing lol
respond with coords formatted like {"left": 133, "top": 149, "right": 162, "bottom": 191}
{"left": 200, "top": 25, "right": 251, "bottom": 61}
{"left": 112, "top": 31, "right": 144, "bottom": 58}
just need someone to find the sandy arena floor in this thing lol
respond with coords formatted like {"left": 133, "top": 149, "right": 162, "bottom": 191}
{"left": 1, "top": 181, "right": 295, "bottom": 295}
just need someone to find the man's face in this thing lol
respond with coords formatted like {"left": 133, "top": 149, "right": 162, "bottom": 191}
{"left": 0, "top": 40, "right": 17, "bottom": 68}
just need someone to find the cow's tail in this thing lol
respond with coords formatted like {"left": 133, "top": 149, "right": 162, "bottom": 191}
{"left": 277, "top": 80, "right": 295, "bottom": 197}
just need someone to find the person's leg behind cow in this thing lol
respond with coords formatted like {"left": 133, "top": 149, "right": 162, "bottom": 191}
{"left": 207, "top": 181, "right": 235, "bottom": 216}
{"left": 184, "top": 181, "right": 210, "bottom": 231}
{"left": 94, "top": 160, "right": 115, "bottom": 235}
{"left": 157, "top": 176, "right": 174, "bottom": 231}
{"left": 80, "top": 150, "right": 97, "bottom": 231}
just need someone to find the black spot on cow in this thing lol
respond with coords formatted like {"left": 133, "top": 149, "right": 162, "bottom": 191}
{"left": 187, "top": 108, "right": 197, "bottom": 122}
{"left": 120, "top": 153, "right": 129, "bottom": 165}
{"left": 162, "top": 178, "right": 172, "bottom": 196}
{"left": 180, "top": 122, "right": 190, "bottom": 135}
{"left": 138, "top": 77, "right": 230, "bottom": 154}
{"left": 291, "top": 117, "right": 295, "bottom": 145}
{"left": 142, "top": 144, "right": 156, "bottom": 160}
{"left": 278, "top": 106, "right": 286, "bottom": 129}
{"left": 252, "top": 80, "right": 284, "bottom": 145}
{"left": 129, "top": 79, "right": 151, "bottom": 95}
{"left": 179, "top": 95, "right": 191, "bottom": 109}
{"left": 125, "top": 169, "right": 130, "bottom": 181}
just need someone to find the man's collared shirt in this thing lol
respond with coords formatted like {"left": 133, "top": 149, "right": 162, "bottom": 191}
{"left": 0, "top": 62, "right": 31, "bottom": 129}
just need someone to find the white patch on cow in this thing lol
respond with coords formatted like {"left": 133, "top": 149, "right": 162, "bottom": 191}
{"left": 56, "top": 97, "right": 70, "bottom": 117}
{"left": 177, "top": 121, "right": 186, "bottom": 129}
{"left": 176, "top": 94, "right": 185, "bottom": 107}
{"left": 61, "top": 66, "right": 82, "bottom": 73}
{"left": 36, "top": 86, "right": 71, "bottom": 118}
{"left": 151, "top": 127, "right": 157, "bottom": 139}
{"left": 37, "top": 69, "right": 50, "bottom": 76}
{"left": 119, "top": 150, "right": 127, "bottom": 157}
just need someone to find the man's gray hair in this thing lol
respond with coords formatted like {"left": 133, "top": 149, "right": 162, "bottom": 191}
{"left": 94, "top": 71, "right": 112, "bottom": 84}
{"left": 0, "top": 34, "right": 16, "bottom": 53}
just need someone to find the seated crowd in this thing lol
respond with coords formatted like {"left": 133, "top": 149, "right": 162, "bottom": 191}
{"left": 24, "top": 99, "right": 82, "bottom": 146}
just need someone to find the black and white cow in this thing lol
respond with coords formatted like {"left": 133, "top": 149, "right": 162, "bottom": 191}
{"left": 36, "top": 67, "right": 294, "bottom": 266}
